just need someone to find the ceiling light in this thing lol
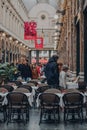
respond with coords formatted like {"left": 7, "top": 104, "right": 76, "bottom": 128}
{"left": 9, "top": 37, "right": 12, "bottom": 40}
{"left": 54, "top": 14, "right": 59, "bottom": 19}
{"left": 54, "top": 41, "right": 57, "bottom": 43}
{"left": 16, "top": 40, "right": 18, "bottom": 43}
{"left": 54, "top": 25, "right": 58, "bottom": 29}
{"left": 20, "top": 43, "right": 22, "bottom": 46}
{"left": 54, "top": 32, "right": 58, "bottom": 36}
{"left": 54, "top": 37, "right": 58, "bottom": 40}
{"left": 2, "top": 33, "right": 6, "bottom": 37}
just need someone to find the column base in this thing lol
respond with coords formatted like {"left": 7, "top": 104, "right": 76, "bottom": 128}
{"left": 79, "top": 72, "right": 84, "bottom": 81}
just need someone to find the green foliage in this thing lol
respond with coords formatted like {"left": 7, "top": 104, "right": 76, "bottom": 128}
{"left": 0, "top": 63, "right": 19, "bottom": 82}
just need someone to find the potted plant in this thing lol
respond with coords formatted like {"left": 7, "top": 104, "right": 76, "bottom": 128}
{"left": 0, "top": 63, "right": 20, "bottom": 85}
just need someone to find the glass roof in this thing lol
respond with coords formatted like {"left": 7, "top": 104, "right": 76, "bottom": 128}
{"left": 22, "top": 0, "right": 60, "bottom": 11}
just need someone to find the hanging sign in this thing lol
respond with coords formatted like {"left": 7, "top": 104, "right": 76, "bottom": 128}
{"left": 24, "top": 21, "right": 37, "bottom": 40}
{"left": 35, "top": 37, "right": 43, "bottom": 49}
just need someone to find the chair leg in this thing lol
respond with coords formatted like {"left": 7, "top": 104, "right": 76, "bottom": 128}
{"left": 39, "top": 109, "right": 43, "bottom": 125}
{"left": 64, "top": 108, "right": 66, "bottom": 122}
{"left": 7, "top": 109, "right": 11, "bottom": 125}
{"left": 57, "top": 107, "right": 60, "bottom": 122}
{"left": 26, "top": 108, "right": 29, "bottom": 122}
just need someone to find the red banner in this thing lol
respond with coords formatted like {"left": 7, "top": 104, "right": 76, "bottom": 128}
{"left": 24, "top": 21, "right": 37, "bottom": 40}
{"left": 35, "top": 37, "right": 43, "bottom": 49}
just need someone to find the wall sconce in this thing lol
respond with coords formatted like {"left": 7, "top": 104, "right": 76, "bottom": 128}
{"left": 9, "top": 37, "right": 12, "bottom": 41}
{"left": 15, "top": 40, "right": 18, "bottom": 43}
{"left": 55, "top": 30, "right": 61, "bottom": 33}
{"left": 54, "top": 9, "right": 65, "bottom": 20}
{"left": 54, "top": 25, "right": 58, "bottom": 29}
{"left": 56, "top": 21, "right": 63, "bottom": 26}
{"left": 54, "top": 37, "right": 58, "bottom": 40}
{"left": 20, "top": 43, "right": 23, "bottom": 46}
{"left": 54, "top": 32, "right": 58, "bottom": 36}
{"left": 54, "top": 14, "right": 59, "bottom": 19}
{"left": 54, "top": 40, "right": 57, "bottom": 43}
{"left": 56, "top": 10, "right": 65, "bottom": 15}
{"left": 2, "top": 33, "right": 6, "bottom": 37}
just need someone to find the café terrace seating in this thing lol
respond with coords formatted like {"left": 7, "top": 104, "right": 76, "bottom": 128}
{"left": 14, "top": 87, "right": 30, "bottom": 93}
{"left": 39, "top": 93, "right": 60, "bottom": 124}
{"left": 29, "top": 80, "right": 38, "bottom": 86}
{"left": 6, "top": 92, "right": 30, "bottom": 125}
{"left": 0, "top": 79, "right": 87, "bottom": 125}
{"left": 18, "top": 85, "right": 32, "bottom": 93}
{"left": 44, "top": 88, "right": 61, "bottom": 94}
{"left": 63, "top": 92, "right": 84, "bottom": 123}
{"left": 1, "top": 85, "right": 14, "bottom": 92}
{"left": 9, "top": 81, "right": 23, "bottom": 87}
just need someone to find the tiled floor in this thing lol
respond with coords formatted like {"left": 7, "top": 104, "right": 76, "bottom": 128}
{"left": 0, "top": 108, "right": 87, "bottom": 130}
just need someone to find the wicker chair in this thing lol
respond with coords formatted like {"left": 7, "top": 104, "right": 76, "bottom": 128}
{"left": 44, "top": 88, "right": 61, "bottom": 94}
{"left": 14, "top": 88, "right": 30, "bottom": 93}
{"left": 63, "top": 92, "right": 84, "bottom": 123}
{"left": 0, "top": 94, "right": 7, "bottom": 122}
{"left": 34, "top": 85, "right": 50, "bottom": 108}
{"left": 1, "top": 85, "right": 14, "bottom": 92}
{"left": 18, "top": 85, "right": 32, "bottom": 93}
{"left": 10, "top": 81, "right": 23, "bottom": 87}
{"left": 29, "top": 80, "right": 38, "bottom": 86}
{"left": 39, "top": 93, "right": 60, "bottom": 124}
{"left": 6, "top": 92, "right": 30, "bottom": 125}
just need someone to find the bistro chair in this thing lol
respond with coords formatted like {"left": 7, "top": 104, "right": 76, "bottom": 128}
{"left": 36, "top": 85, "right": 50, "bottom": 94}
{"left": 64, "top": 89, "right": 80, "bottom": 93}
{"left": 18, "top": 85, "right": 32, "bottom": 93}
{"left": 0, "top": 87, "right": 8, "bottom": 93}
{"left": 35, "top": 85, "right": 50, "bottom": 101}
{"left": 78, "top": 81, "right": 87, "bottom": 93}
{"left": 14, "top": 87, "right": 30, "bottom": 93}
{"left": 44, "top": 88, "right": 61, "bottom": 94}
{"left": 39, "top": 93, "right": 60, "bottom": 124}
{"left": 26, "top": 82, "right": 35, "bottom": 87}
{"left": 11, "top": 80, "right": 23, "bottom": 87}
{"left": 29, "top": 80, "right": 38, "bottom": 86}
{"left": 34, "top": 85, "right": 50, "bottom": 108}
{"left": 63, "top": 92, "right": 84, "bottom": 123}
{"left": 1, "top": 85, "right": 14, "bottom": 92}
{"left": 6, "top": 92, "right": 30, "bottom": 125}
{"left": 0, "top": 88, "right": 8, "bottom": 122}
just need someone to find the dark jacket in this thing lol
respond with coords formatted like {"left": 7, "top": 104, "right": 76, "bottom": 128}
{"left": 18, "top": 64, "right": 32, "bottom": 79}
{"left": 44, "top": 56, "right": 59, "bottom": 86}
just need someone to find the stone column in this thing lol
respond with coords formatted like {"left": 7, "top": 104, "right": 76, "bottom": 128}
{"left": 29, "top": 50, "right": 31, "bottom": 64}
{"left": 2, "top": 4, "right": 6, "bottom": 26}
{"left": 49, "top": 50, "right": 51, "bottom": 59}
{"left": 79, "top": 0, "right": 85, "bottom": 81}
{"left": 0, "top": 0, "right": 2, "bottom": 24}
{"left": 71, "top": 0, "right": 77, "bottom": 77}
{"left": 0, "top": 36, "right": 2, "bottom": 61}
{"left": 36, "top": 50, "right": 39, "bottom": 64}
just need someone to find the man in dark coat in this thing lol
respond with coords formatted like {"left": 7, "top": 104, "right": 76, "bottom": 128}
{"left": 44, "top": 55, "right": 59, "bottom": 88}
{"left": 18, "top": 59, "right": 32, "bottom": 81}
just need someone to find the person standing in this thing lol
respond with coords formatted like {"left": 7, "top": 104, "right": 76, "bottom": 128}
{"left": 18, "top": 58, "right": 32, "bottom": 81}
{"left": 44, "top": 55, "right": 59, "bottom": 88}
{"left": 59, "top": 64, "right": 69, "bottom": 89}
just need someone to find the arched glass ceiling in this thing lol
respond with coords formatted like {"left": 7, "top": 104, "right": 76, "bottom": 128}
{"left": 22, "top": 0, "right": 59, "bottom": 11}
